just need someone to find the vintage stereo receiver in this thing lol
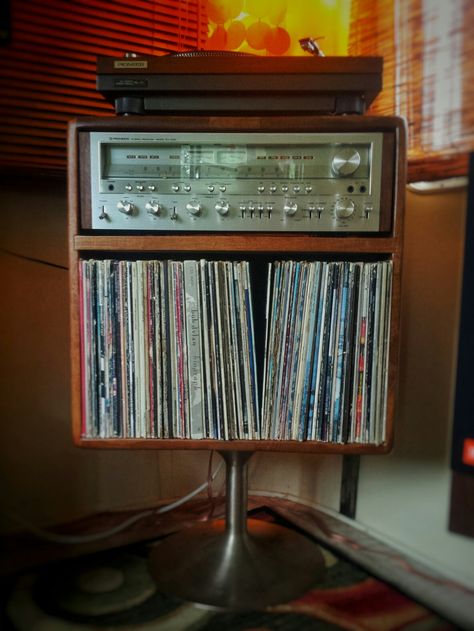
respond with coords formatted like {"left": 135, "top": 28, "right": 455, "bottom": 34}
{"left": 75, "top": 116, "right": 400, "bottom": 234}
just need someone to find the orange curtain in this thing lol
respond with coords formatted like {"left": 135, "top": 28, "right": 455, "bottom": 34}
{"left": 2, "top": 0, "right": 473, "bottom": 179}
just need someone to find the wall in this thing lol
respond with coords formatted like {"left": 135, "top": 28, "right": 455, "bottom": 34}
{"left": 356, "top": 185, "right": 474, "bottom": 586}
{"left": 0, "top": 174, "right": 341, "bottom": 532}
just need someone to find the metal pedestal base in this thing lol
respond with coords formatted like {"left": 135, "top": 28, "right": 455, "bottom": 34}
{"left": 149, "top": 451, "right": 325, "bottom": 610}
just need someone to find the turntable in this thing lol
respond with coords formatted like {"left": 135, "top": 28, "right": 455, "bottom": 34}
{"left": 96, "top": 52, "right": 383, "bottom": 116}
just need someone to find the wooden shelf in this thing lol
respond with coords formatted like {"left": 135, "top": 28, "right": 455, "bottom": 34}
{"left": 73, "top": 234, "right": 400, "bottom": 255}
{"left": 68, "top": 114, "right": 406, "bottom": 454}
{"left": 75, "top": 438, "right": 392, "bottom": 454}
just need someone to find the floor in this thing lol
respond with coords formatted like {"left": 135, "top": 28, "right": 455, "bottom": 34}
{"left": 1, "top": 497, "right": 472, "bottom": 630}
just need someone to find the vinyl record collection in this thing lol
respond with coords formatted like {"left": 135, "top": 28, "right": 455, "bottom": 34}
{"left": 262, "top": 260, "right": 392, "bottom": 445}
{"left": 79, "top": 259, "right": 258, "bottom": 440}
{"left": 79, "top": 258, "right": 392, "bottom": 444}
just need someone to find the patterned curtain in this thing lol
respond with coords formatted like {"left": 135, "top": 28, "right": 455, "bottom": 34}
{"left": 349, "top": 0, "right": 474, "bottom": 181}
{"left": 0, "top": 0, "right": 207, "bottom": 172}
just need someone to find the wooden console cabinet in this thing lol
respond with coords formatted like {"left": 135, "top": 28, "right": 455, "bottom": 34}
{"left": 68, "top": 114, "right": 406, "bottom": 455}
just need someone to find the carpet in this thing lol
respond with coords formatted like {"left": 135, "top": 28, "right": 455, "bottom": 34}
{"left": 3, "top": 507, "right": 455, "bottom": 631}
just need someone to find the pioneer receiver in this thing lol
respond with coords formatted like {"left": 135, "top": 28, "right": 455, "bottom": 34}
{"left": 74, "top": 116, "right": 399, "bottom": 234}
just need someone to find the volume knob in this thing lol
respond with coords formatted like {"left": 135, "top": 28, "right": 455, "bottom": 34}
{"left": 146, "top": 200, "right": 161, "bottom": 216}
{"left": 186, "top": 201, "right": 202, "bottom": 216}
{"left": 284, "top": 201, "right": 298, "bottom": 216}
{"left": 215, "top": 200, "right": 230, "bottom": 216}
{"left": 334, "top": 199, "right": 355, "bottom": 218}
{"left": 117, "top": 200, "right": 134, "bottom": 215}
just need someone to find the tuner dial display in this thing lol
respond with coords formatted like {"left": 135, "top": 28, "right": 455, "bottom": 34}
{"left": 332, "top": 148, "right": 361, "bottom": 176}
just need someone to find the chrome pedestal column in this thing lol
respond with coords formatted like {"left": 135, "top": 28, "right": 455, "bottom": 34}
{"left": 149, "top": 451, "right": 325, "bottom": 610}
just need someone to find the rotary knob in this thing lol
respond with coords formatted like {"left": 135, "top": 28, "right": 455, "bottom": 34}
{"left": 215, "top": 200, "right": 230, "bottom": 216}
{"left": 186, "top": 201, "right": 202, "bottom": 216}
{"left": 334, "top": 198, "right": 355, "bottom": 218}
{"left": 146, "top": 200, "right": 161, "bottom": 216}
{"left": 284, "top": 201, "right": 298, "bottom": 216}
{"left": 117, "top": 200, "right": 134, "bottom": 215}
{"left": 331, "top": 148, "right": 361, "bottom": 176}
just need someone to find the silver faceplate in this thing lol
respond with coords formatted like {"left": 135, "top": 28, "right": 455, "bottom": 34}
{"left": 88, "top": 131, "right": 384, "bottom": 232}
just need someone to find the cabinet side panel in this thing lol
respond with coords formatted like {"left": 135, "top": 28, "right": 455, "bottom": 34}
{"left": 379, "top": 132, "right": 395, "bottom": 232}
{"left": 79, "top": 133, "right": 91, "bottom": 230}
{"left": 68, "top": 122, "right": 84, "bottom": 444}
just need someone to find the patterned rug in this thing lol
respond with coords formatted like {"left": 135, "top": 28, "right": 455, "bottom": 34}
{"left": 3, "top": 508, "right": 454, "bottom": 631}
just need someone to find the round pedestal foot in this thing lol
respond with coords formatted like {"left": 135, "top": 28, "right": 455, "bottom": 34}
{"left": 149, "top": 518, "right": 325, "bottom": 610}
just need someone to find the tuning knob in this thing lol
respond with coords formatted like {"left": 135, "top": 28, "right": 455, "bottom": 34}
{"left": 117, "top": 200, "right": 134, "bottom": 215}
{"left": 146, "top": 200, "right": 161, "bottom": 216}
{"left": 284, "top": 201, "right": 298, "bottom": 216}
{"left": 332, "top": 148, "right": 361, "bottom": 176}
{"left": 334, "top": 198, "right": 355, "bottom": 218}
{"left": 186, "top": 201, "right": 202, "bottom": 216}
{"left": 215, "top": 200, "right": 230, "bottom": 216}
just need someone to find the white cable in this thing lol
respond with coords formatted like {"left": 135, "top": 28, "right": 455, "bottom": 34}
{"left": 1, "top": 460, "right": 224, "bottom": 545}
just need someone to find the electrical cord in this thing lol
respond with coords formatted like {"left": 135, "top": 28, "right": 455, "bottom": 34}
{"left": 1, "top": 457, "right": 224, "bottom": 545}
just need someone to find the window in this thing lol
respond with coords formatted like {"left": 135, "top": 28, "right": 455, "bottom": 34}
{"left": 1, "top": 0, "right": 472, "bottom": 179}
{"left": 350, "top": 0, "right": 474, "bottom": 181}
{"left": 0, "top": 0, "right": 207, "bottom": 172}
